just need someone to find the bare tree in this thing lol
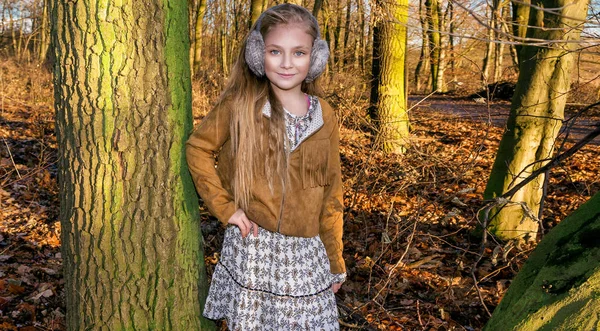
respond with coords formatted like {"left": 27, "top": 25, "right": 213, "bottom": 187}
{"left": 483, "top": 0, "right": 590, "bottom": 240}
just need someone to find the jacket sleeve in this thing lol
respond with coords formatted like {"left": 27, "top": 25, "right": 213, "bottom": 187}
{"left": 319, "top": 106, "right": 346, "bottom": 275}
{"left": 185, "top": 101, "right": 237, "bottom": 225}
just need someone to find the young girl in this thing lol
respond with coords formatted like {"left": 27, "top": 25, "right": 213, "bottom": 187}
{"left": 186, "top": 4, "right": 345, "bottom": 330}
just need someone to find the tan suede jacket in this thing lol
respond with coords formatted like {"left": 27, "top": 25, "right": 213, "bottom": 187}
{"left": 185, "top": 97, "right": 345, "bottom": 274}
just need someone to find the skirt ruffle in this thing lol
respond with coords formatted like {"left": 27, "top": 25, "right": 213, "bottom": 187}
{"left": 203, "top": 226, "right": 339, "bottom": 330}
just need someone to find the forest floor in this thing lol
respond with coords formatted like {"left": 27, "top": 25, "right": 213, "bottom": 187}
{"left": 1, "top": 59, "right": 600, "bottom": 330}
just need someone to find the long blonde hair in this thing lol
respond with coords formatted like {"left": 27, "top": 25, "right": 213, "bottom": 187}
{"left": 216, "top": 5, "right": 323, "bottom": 211}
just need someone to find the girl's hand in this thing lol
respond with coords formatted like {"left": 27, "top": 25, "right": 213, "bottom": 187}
{"left": 332, "top": 282, "right": 342, "bottom": 293}
{"left": 228, "top": 209, "right": 259, "bottom": 238}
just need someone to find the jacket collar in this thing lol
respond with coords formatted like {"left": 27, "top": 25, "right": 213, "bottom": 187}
{"left": 261, "top": 95, "right": 325, "bottom": 151}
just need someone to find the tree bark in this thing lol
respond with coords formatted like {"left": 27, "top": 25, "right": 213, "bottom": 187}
{"left": 193, "top": 0, "right": 207, "bottom": 76}
{"left": 448, "top": 0, "right": 456, "bottom": 83}
{"left": 483, "top": 0, "right": 590, "bottom": 240}
{"left": 323, "top": 0, "right": 334, "bottom": 74}
{"left": 334, "top": 0, "right": 343, "bottom": 70}
{"left": 482, "top": 1, "right": 496, "bottom": 83}
{"left": 493, "top": 0, "right": 506, "bottom": 83}
{"left": 342, "top": 0, "right": 352, "bottom": 67}
{"left": 250, "top": 0, "right": 266, "bottom": 28}
{"left": 370, "top": 0, "right": 410, "bottom": 154}
{"left": 38, "top": 0, "right": 51, "bottom": 63}
{"left": 511, "top": 0, "right": 530, "bottom": 65}
{"left": 51, "top": 0, "right": 213, "bottom": 329}
{"left": 355, "top": 0, "right": 366, "bottom": 72}
{"left": 425, "top": 0, "right": 444, "bottom": 92}
{"left": 313, "top": 0, "right": 324, "bottom": 17}
{"left": 414, "top": 0, "right": 429, "bottom": 92}
{"left": 484, "top": 191, "right": 600, "bottom": 330}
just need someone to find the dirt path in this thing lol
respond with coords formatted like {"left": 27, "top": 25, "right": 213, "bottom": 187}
{"left": 410, "top": 95, "right": 600, "bottom": 145}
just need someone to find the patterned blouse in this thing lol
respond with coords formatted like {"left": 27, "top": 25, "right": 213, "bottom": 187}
{"left": 284, "top": 95, "right": 319, "bottom": 151}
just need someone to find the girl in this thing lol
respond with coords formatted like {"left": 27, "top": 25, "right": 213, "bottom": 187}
{"left": 186, "top": 4, "right": 345, "bottom": 330}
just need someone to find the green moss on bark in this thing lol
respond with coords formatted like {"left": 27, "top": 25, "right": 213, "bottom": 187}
{"left": 484, "top": 192, "right": 600, "bottom": 330}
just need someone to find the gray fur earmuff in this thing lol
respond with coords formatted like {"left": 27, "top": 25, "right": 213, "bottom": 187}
{"left": 244, "top": 4, "right": 329, "bottom": 82}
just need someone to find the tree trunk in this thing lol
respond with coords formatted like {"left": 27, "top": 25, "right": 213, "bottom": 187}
{"left": 448, "top": 0, "right": 456, "bottom": 83}
{"left": 425, "top": 0, "right": 443, "bottom": 92}
{"left": 502, "top": 5, "right": 520, "bottom": 72}
{"left": 492, "top": 0, "right": 505, "bottom": 83}
{"left": 193, "top": 0, "right": 207, "bottom": 76}
{"left": 483, "top": 0, "right": 590, "bottom": 240}
{"left": 355, "top": 0, "right": 366, "bottom": 72}
{"left": 9, "top": 10, "right": 18, "bottom": 58}
{"left": 323, "top": 0, "right": 334, "bottom": 75}
{"left": 484, "top": 191, "right": 600, "bottom": 330}
{"left": 511, "top": 0, "right": 530, "bottom": 65}
{"left": 313, "top": 0, "right": 324, "bottom": 17}
{"left": 370, "top": 0, "right": 409, "bottom": 154}
{"left": 482, "top": 2, "right": 496, "bottom": 84}
{"left": 51, "top": 0, "right": 213, "bottom": 329}
{"left": 38, "top": 0, "right": 51, "bottom": 63}
{"left": 334, "top": 0, "right": 343, "bottom": 70}
{"left": 220, "top": 26, "right": 228, "bottom": 75}
{"left": 250, "top": 0, "right": 267, "bottom": 28}
{"left": 414, "top": 0, "right": 429, "bottom": 92}
{"left": 342, "top": 0, "right": 352, "bottom": 67}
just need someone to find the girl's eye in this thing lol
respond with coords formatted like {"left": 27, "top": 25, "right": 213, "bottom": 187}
{"left": 294, "top": 51, "right": 306, "bottom": 56}
{"left": 270, "top": 50, "right": 280, "bottom": 55}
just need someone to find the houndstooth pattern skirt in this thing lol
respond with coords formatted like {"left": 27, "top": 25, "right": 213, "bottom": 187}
{"left": 203, "top": 226, "right": 340, "bottom": 330}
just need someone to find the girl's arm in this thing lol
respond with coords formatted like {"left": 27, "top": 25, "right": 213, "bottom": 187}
{"left": 186, "top": 101, "right": 237, "bottom": 225}
{"left": 318, "top": 114, "right": 346, "bottom": 276}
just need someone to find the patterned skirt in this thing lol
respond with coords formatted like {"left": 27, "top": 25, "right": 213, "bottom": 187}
{"left": 203, "top": 226, "right": 340, "bottom": 330}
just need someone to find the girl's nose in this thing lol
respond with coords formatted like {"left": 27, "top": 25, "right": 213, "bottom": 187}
{"left": 280, "top": 54, "right": 292, "bottom": 69}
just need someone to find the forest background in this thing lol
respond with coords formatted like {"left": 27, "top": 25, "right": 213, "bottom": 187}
{"left": 0, "top": 0, "right": 599, "bottom": 330}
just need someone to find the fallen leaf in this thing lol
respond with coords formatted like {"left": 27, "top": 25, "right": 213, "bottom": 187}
{"left": 9, "top": 283, "right": 26, "bottom": 294}
{"left": 0, "top": 296, "right": 12, "bottom": 309}
{"left": 18, "top": 326, "right": 39, "bottom": 331}
{"left": 16, "top": 302, "right": 36, "bottom": 321}
{"left": 0, "top": 255, "right": 12, "bottom": 262}
{"left": 17, "top": 265, "right": 31, "bottom": 275}
{"left": 0, "top": 322, "right": 17, "bottom": 331}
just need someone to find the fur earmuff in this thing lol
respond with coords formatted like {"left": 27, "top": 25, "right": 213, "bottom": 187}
{"left": 245, "top": 30, "right": 266, "bottom": 77}
{"left": 244, "top": 4, "right": 329, "bottom": 81}
{"left": 306, "top": 39, "right": 329, "bottom": 82}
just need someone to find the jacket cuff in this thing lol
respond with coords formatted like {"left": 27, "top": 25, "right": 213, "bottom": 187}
{"left": 329, "top": 256, "right": 346, "bottom": 274}
{"left": 331, "top": 272, "right": 347, "bottom": 284}
{"left": 217, "top": 202, "right": 237, "bottom": 227}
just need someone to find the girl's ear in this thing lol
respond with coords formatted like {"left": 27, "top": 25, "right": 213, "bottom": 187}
{"left": 306, "top": 39, "right": 329, "bottom": 82}
{"left": 245, "top": 30, "right": 266, "bottom": 77}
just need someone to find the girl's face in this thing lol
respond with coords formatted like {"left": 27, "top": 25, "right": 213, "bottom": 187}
{"left": 263, "top": 23, "right": 313, "bottom": 95}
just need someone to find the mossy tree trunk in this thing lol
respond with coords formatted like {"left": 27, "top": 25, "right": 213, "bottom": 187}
{"left": 370, "top": 0, "right": 409, "bottom": 154}
{"left": 51, "top": 0, "right": 213, "bottom": 329}
{"left": 484, "top": 191, "right": 600, "bottom": 330}
{"left": 483, "top": 0, "right": 589, "bottom": 240}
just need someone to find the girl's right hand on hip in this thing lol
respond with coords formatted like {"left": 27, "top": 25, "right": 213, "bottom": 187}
{"left": 228, "top": 209, "right": 259, "bottom": 238}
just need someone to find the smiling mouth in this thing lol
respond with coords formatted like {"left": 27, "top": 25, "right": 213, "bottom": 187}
{"left": 278, "top": 73, "right": 295, "bottom": 78}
